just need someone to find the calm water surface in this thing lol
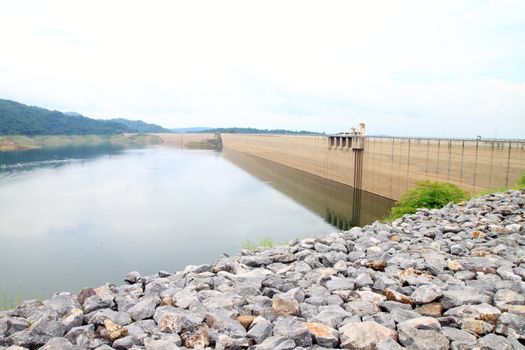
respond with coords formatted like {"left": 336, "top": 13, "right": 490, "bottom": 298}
{"left": 0, "top": 145, "right": 392, "bottom": 305}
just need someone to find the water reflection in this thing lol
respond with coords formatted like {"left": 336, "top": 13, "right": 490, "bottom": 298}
{"left": 223, "top": 150, "right": 394, "bottom": 228}
{"left": 0, "top": 147, "right": 336, "bottom": 305}
{"left": 0, "top": 144, "right": 125, "bottom": 175}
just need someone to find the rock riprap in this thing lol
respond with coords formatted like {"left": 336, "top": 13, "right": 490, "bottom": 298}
{"left": 1, "top": 190, "right": 525, "bottom": 349}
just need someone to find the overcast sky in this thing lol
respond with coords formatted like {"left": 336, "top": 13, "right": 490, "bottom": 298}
{"left": 0, "top": 1, "right": 524, "bottom": 137}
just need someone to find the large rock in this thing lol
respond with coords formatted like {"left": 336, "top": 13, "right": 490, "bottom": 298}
{"left": 411, "top": 285, "right": 443, "bottom": 304}
{"left": 304, "top": 322, "right": 339, "bottom": 348}
{"left": 339, "top": 321, "right": 397, "bottom": 350}
{"left": 127, "top": 296, "right": 159, "bottom": 321}
{"left": 441, "top": 289, "right": 491, "bottom": 309}
{"left": 272, "top": 295, "right": 299, "bottom": 316}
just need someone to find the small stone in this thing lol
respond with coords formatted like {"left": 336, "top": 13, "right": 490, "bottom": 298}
{"left": 461, "top": 318, "right": 494, "bottom": 335}
{"left": 180, "top": 324, "right": 210, "bottom": 349}
{"left": 384, "top": 288, "right": 414, "bottom": 306}
{"left": 415, "top": 303, "right": 443, "bottom": 317}
{"left": 272, "top": 296, "right": 300, "bottom": 316}
{"left": 255, "top": 336, "right": 296, "bottom": 350}
{"left": 447, "top": 260, "right": 463, "bottom": 271}
{"left": 236, "top": 315, "right": 256, "bottom": 329}
{"left": 368, "top": 260, "right": 386, "bottom": 271}
{"left": 471, "top": 230, "right": 486, "bottom": 239}
{"left": 247, "top": 316, "right": 272, "bottom": 344}
{"left": 103, "top": 319, "right": 127, "bottom": 342}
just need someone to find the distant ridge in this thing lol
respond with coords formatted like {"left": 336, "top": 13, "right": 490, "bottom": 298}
{"left": 170, "top": 127, "right": 212, "bottom": 133}
{"left": 110, "top": 118, "right": 171, "bottom": 133}
{"left": 197, "top": 127, "right": 324, "bottom": 135}
{"left": 0, "top": 99, "right": 168, "bottom": 135}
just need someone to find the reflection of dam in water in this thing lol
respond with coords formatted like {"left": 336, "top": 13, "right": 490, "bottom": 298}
{"left": 224, "top": 150, "right": 394, "bottom": 229}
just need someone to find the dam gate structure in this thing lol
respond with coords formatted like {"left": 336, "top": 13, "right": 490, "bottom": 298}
{"left": 220, "top": 133, "right": 525, "bottom": 201}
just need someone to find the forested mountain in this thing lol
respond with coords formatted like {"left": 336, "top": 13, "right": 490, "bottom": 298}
{"left": 110, "top": 118, "right": 170, "bottom": 133}
{"left": 0, "top": 99, "right": 169, "bottom": 135}
{"left": 0, "top": 99, "right": 132, "bottom": 135}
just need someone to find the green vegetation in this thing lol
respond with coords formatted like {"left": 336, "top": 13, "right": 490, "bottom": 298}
{"left": 0, "top": 99, "right": 132, "bottom": 135}
{"left": 1, "top": 286, "right": 20, "bottom": 311}
{"left": 518, "top": 171, "right": 525, "bottom": 188}
{"left": 186, "top": 133, "right": 223, "bottom": 151}
{"left": 242, "top": 236, "right": 278, "bottom": 251}
{"left": 196, "top": 127, "right": 324, "bottom": 135}
{"left": 0, "top": 99, "right": 169, "bottom": 136}
{"left": 384, "top": 181, "right": 468, "bottom": 221}
{"left": 0, "top": 134, "right": 163, "bottom": 152}
{"left": 109, "top": 118, "right": 171, "bottom": 133}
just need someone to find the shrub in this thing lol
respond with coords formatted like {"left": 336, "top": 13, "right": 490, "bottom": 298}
{"left": 518, "top": 171, "right": 525, "bottom": 188}
{"left": 386, "top": 181, "right": 468, "bottom": 221}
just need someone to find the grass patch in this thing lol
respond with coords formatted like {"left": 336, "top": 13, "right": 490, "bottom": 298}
{"left": 186, "top": 134, "right": 222, "bottom": 151}
{"left": 384, "top": 181, "right": 468, "bottom": 222}
{"left": 0, "top": 286, "right": 21, "bottom": 311}
{"left": 242, "top": 236, "right": 278, "bottom": 251}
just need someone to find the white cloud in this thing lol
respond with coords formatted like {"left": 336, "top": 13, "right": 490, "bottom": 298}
{"left": 0, "top": 0, "right": 524, "bottom": 137}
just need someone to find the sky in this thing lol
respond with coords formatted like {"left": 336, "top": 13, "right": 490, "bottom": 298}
{"left": 0, "top": 1, "right": 524, "bottom": 138}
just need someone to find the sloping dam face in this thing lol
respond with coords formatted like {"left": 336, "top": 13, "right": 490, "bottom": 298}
{"left": 223, "top": 150, "right": 394, "bottom": 229}
{"left": 221, "top": 134, "right": 525, "bottom": 200}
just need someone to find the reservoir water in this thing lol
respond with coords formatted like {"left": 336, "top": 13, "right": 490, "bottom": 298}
{"left": 0, "top": 145, "right": 393, "bottom": 306}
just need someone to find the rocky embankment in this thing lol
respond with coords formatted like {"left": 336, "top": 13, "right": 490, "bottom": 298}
{"left": 2, "top": 191, "right": 525, "bottom": 350}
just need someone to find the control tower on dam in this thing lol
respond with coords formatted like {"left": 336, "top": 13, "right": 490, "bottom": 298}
{"left": 221, "top": 132, "right": 525, "bottom": 201}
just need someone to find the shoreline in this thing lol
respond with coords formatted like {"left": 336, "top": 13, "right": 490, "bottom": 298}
{"left": 1, "top": 189, "right": 525, "bottom": 349}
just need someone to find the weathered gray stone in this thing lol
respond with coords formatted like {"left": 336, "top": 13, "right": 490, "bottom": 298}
{"left": 339, "top": 321, "right": 397, "bottom": 350}
{"left": 441, "top": 289, "right": 491, "bottom": 309}
{"left": 254, "top": 336, "right": 295, "bottom": 350}
{"left": 40, "top": 337, "right": 80, "bottom": 350}
{"left": 496, "top": 312, "right": 525, "bottom": 339}
{"left": 246, "top": 316, "right": 272, "bottom": 344}
{"left": 128, "top": 296, "right": 159, "bottom": 321}
{"left": 85, "top": 309, "right": 131, "bottom": 326}
{"left": 273, "top": 317, "right": 311, "bottom": 347}
{"left": 411, "top": 285, "right": 443, "bottom": 304}
{"left": 475, "top": 333, "right": 514, "bottom": 350}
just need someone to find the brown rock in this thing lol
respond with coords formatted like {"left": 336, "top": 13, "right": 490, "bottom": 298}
{"left": 461, "top": 318, "right": 494, "bottom": 335}
{"left": 415, "top": 303, "right": 443, "bottom": 317}
{"left": 272, "top": 296, "right": 300, "bottom": 316}
{"left": 236, "top": 315, "right": 256, "bottom": 330}
{"left": 319, "top": 268, "right": 338, "bottom": 278}
{"left": 384, "top": 288, "right": 414, "bottom": 306}
{"left": 471, "top": 230, "right": 486, "bottom": 239}
{"left": 390, "top": 235, "right": 400, "bottom": 241}
{"left": 160, "top": 296, "right": 173, "bottom": 306}
{"left": 447, "top": 260, "right": 464, "bottom": 271}
{"left": 181, "top": 324, "right": 210, "bottom": 349}
{"left": 368, "top": 260, "right": 386, "bottom": 271}
{"left": 77, "top": 288, "right": 96, "bottom": 306}
{"left": 304, "top": 322, "right": 339, "bottom": 348}
{"left": 305, "top": 322, "right": 334, "bottom": 338}
{"left": 103, "top": 319, "right": 128, "bottom": 341}
{"left": 506, "top": 305, "right": 525, "bottom": 316}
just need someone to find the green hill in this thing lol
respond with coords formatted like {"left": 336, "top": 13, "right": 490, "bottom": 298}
{"left": 0, "top": 99, "right": 131, "bottom": 135}
{"left": 110, "top": 118, "right": 170, "bottom": 133}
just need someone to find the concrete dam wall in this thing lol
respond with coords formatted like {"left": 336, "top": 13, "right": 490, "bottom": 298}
{"left": 221, "top": 134, "right": 525, "bottom": 200}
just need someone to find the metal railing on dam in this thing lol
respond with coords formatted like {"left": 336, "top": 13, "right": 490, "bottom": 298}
{"left": 221, "top": 134, "right": 525, "bottom": 201}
